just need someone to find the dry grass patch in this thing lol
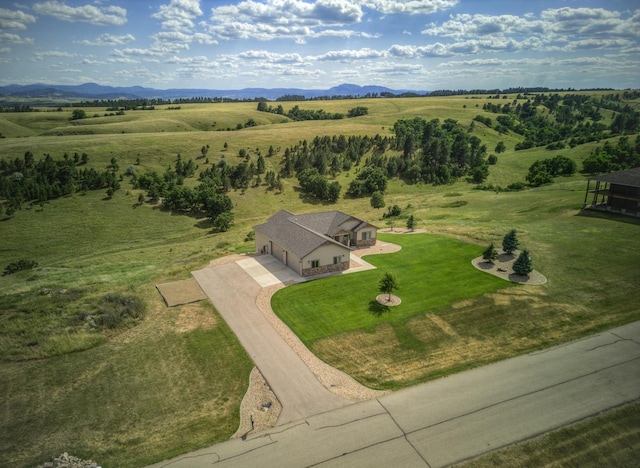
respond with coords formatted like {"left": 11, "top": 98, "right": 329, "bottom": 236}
{"left": 174, "top": 303, "right": 218, "bottom": 333}
{"left": 310, "top": 283, "right": 619, "bottom": 390}
{"left": 312, "top": 321, "right": 497, "bottom": 389}
{"left": 458, "top": 401, "right": 640, "bottom": 468}
{"left": 0, "top": 283, "right": 252, "bottom": 468}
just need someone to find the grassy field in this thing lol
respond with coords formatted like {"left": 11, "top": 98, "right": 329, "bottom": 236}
{"left": 458, "top": 401, "right": 640, "bottom": 467}
{"left": 1, "top": 93, "right": 639, "bottom": 466}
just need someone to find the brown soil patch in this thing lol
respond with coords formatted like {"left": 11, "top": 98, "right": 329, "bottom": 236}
{"left": 156, "top": 278, "right": 207, "bottom": 307}
{"left": 174, "top": 303, "right": 217, "bottom": 333}
{"left": 376, "top": 293, "right": 402, "bottom": 306}
{"left": 471, "top": 251, "right": 547, "bottom": 285}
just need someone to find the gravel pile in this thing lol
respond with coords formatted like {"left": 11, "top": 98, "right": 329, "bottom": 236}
{"left": 233, "top": 367, "right": 282, "bottom": 438}
{"left": 37, "top": 453, "right": 99, "bottom": 468}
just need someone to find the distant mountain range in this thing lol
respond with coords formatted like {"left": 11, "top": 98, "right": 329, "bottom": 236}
{"left": 0, "top": 82, "right": 428, "bottom": 103}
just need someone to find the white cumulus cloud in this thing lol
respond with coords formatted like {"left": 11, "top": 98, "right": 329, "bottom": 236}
{"left": 0, "top": 8, "right": 36, "bottom": 29}
{"left": 33, "top": 1, "right": 127, "bottom": 26}
{"left": 209, "top": 0, "right": 363, "bottom": 41}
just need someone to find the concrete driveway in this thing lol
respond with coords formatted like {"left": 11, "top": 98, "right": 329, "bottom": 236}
{"left": 147, "top": 320, "right": 640, "bottom": 468}
{"left": 192, "top": 257, "right": 351, "bottom": 424}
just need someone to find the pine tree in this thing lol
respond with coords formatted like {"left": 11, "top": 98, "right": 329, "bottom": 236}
{"left": 482, "top": 242, "right": 498, "bottom": 263}
{"left": 513, "top": 249, "right": 533, "bottom": 276}
{"left": 406, "top": 214, "right": 416, "bottom": 231}
{"left": 502, "top": 229, "right": 519, "bottom": 254}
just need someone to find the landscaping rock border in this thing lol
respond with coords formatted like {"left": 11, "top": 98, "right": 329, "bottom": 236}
{"left": 376, "top": 293, "right": 402, "bottom": 306}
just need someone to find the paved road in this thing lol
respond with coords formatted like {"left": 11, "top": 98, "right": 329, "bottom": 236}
{"left": 147, "top": 320, "right": 640, "bottom": 467}
{"left": 192, "top": 262, "right": 351, "bottom": 425}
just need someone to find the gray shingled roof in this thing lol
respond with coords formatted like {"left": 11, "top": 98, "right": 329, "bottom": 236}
{"left": 589, "top": 167, "right": 640, "bottom": 188}
{"left": 254, "top": 210, "right": 371, "bottom": 258}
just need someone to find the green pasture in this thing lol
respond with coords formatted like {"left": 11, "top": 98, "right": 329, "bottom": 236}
{"left": 1, "top": 93, "right": 639, "bottom": 466}
{"left": 271, "top": 233, "right": 510, "bottom": 343}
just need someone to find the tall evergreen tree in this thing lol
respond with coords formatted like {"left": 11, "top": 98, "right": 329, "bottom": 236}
{"left": 513, "top": 249, "right": 533, "bottom": 276}
{"left": 502, "top": 229, "right": 519, "bottom": 254}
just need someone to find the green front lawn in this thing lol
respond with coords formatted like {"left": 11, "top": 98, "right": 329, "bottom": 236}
{"left": 271, "top": 233, "right": 510, "bottom": 344}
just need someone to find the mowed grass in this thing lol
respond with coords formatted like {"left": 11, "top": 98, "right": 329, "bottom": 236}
{"left": 1, "top": 93, "right": 639, "bottom": 464}
{"left": 271, "top": 233, "right": 510, "bottom": 343}
{"left": 458, "top": 401, "right": 640, "bottom": 467}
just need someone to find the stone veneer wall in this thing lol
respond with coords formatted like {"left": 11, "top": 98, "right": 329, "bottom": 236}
{"left": 356, "top": 238, "right": 376, "bottom": 248}
{"left": 301, "top": 261, "right": 349, "bottom": 277}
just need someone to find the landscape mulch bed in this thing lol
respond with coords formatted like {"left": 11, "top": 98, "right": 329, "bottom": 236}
{"left": 156, "top": 278, "right": 208, "bottom": 307}
{"left": 471, "top": 252, "right": 547, "bottom": 285}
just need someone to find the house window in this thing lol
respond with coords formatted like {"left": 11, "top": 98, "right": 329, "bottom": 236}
{"left": 333, "top": 256, "right": 341, "bottom": 264}
{"left": 311, "top": 260, "right": 320, "bottom": 268}
{"left": 361, "top": 231, "right": 371, "bottom": 241}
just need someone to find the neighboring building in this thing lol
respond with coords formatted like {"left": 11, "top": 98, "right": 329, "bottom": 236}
{"left": 254, "top": 210, "right": 377, "bottom": 277}
{"left": 583, "top": 167, "right": 640, "bottom": 217}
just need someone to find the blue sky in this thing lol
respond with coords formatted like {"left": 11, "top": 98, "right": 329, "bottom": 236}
{"left": 1, "top": 0, "right": 638, "bottom": 90}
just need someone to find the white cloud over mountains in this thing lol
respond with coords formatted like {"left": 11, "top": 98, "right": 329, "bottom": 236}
{"left": 0, "top": 0, "right": 637, "bottom": 89}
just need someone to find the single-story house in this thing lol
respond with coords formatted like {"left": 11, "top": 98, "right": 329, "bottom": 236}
{"left": 253, "top": 210, "right": 377, "bottom": 277}
{"left": 583, "top": 167, "right": 640, "bottom": 217}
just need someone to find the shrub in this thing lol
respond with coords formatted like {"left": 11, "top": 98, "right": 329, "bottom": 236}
{"left": 95, "top": 293, "right": 146, "bottom": 329}
{"left": 506, "top": 182, "right": 525, "bottom": 191}
{"left": 382, "top": 204, "right": 401, "bottom": 218}
{"left": 482, "top": 243, "right": 498, "bottom": 263}
{"left": 3, "top": 259, "right": 38, "bottom": 276}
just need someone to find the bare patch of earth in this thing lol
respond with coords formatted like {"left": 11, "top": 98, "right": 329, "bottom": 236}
{"left": 156, "top": 278, "right": 207, "bottom": 306}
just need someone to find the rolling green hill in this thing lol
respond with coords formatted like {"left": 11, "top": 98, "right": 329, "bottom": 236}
{"left": 1, "top": 93, "right": 639, "bottom": 467}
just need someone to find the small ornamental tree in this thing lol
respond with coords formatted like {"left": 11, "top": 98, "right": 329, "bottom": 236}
{"left": 406, "top": 214, "right": 416, "bottom": 231}
{"left": 379, "top": 272, "right": 399, "bottom": 302}
{"left": 502, "top": 229, "right": 519, "bottom": 255}
{"left": 482, "top": 242, "right": 498, "bottom": 263}
{"left": 513, "top": 249, "right": 533, "bottom": 276}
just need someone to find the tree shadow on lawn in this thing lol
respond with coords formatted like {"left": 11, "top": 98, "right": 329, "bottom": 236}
{"left": 369, "top": 300, "right": 390, "bottom": 317}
